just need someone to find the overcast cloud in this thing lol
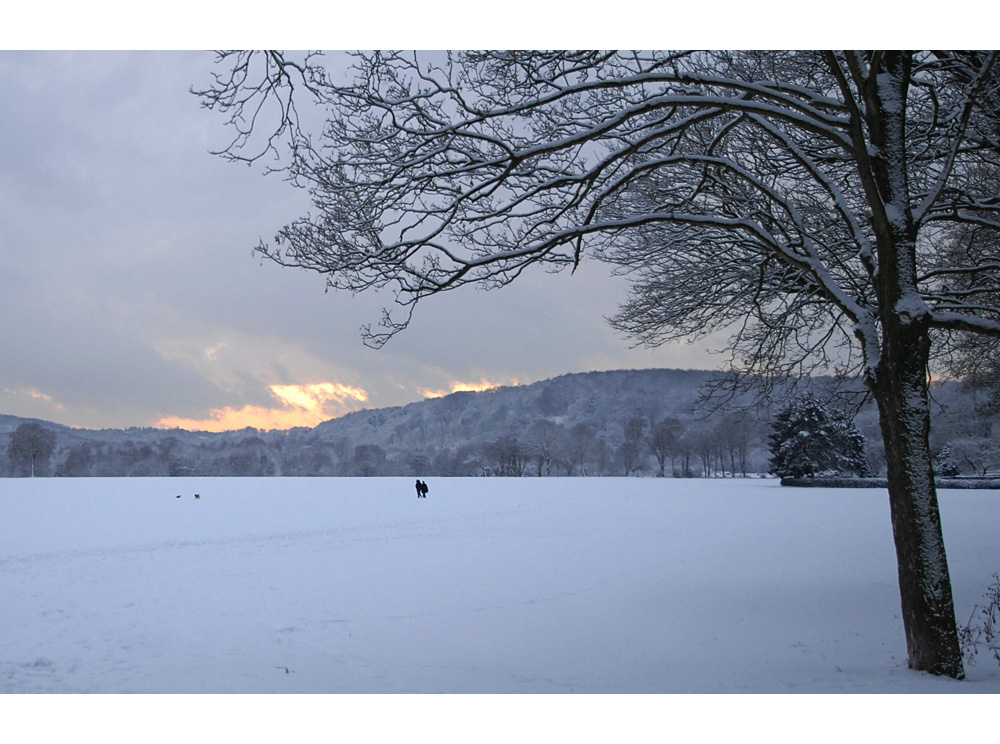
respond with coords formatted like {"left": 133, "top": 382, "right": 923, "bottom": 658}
{"left": 0, "top": 50, "right": 723, "bottom": 431}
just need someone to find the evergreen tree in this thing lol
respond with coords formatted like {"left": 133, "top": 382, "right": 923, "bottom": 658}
{"left": 769, "top": 396, "right": 870, "bottom": 478}
{"left": 933, "top": 446, "right": 962, "bottom": 478}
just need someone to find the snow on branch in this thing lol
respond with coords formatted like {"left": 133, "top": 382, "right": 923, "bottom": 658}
{"left": 199, "top": 51, "right": 1000, "bottom": 364}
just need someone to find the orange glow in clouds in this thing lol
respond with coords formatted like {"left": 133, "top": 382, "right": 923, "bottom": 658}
{"left": 419, "top": 378, "right": 515, "bottom": 399}
{"left": 3, "top": 388, "right": 64, "bottom": 409}
{"left": 156, "top": 383, "right": 369, "bottom": 432}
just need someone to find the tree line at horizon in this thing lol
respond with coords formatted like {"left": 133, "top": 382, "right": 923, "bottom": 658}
{"left": 4, "top": 372, "right": 998, "bottom": 480}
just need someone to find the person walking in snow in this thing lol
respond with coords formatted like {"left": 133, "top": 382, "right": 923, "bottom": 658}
{"left": 415, "top": 479, "right": 423, "bottom": 498}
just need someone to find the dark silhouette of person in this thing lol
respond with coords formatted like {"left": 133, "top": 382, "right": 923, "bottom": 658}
{"left": 420, "top": 481, "right": 428, "bottom": 497}
{"left": 415, "top": 479, "right": 423, "bottom": 498}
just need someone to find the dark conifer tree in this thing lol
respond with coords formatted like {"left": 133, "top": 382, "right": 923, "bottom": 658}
{"left": 769, "top": 396, "right": 870, "bottom": 478}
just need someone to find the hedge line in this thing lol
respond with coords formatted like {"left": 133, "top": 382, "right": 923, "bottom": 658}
{"left": 779, "top": 477, "right": 1000, "bottom": 489}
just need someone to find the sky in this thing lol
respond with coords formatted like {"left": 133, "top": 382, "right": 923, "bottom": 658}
{"left": 3, "top": 11, "right": 970, "bottom": 433}
{"left": 0, "top": 49, "right": 727, "bottom": 432}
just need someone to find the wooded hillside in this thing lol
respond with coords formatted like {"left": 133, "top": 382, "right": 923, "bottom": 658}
{"left": 1, "top": 369, "right": 995, "bottom": 478}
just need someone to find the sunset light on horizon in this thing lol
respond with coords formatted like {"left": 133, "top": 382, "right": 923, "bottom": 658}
{"left": 155, "top": 379, "right": 521, "bottom": 432}
{"left": 418, "top": 378, "right": 517, "bottom": 399}
{"left": 155, "top": 382, "right": 369, "bottom": 433}
{"left": 0, "top": 51, "right": 716, "bottom": 432}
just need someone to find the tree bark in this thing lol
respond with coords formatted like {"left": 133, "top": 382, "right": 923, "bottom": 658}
{"left": 858, "top": 51, "right": 964, "bottom": 679}
{"left": 869, "top": 314, "right": 965, "bottom": 678}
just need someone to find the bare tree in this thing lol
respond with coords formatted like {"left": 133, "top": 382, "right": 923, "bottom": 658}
{"left": 939, "top": 215, "right": 1000, "bottom": 414}
{"left": 7, "top": 422, "right": 57, "bottom": 477}
{"left": 719, "top": 413, "right": 758, "bottom": 477}
{"left": 564, "top": 422, "right": 593, "bottom": 475}
{"left": 352, "top": 443, "right": 386, "bottom": 477}
{"left": 197, "top": 50, "right": 1000, "bottom": 678}
{"left": 620, "top": 417, "right": 647, "bottom": 476}
{"left": 675, "top": 426, "right": 696, "bottom": 478}
{"left": 525, "top": 419, "right": 561, "bottom": 476}
{"left": 948, "top": 437, "right": 1000, "bottom": 476}
{"left": 647, "top": 416, "right": 682, "bottom": 477}
{"left": 688, "top": 421, "right": 719, "bottom": 477}
{"left": 484, "top": 434, "right": 527, "bottom": 476}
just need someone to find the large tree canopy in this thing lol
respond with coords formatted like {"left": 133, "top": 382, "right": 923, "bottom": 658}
{"left": 198, "top": 50, "right": 1000, "bottom": 679}
{"left": 199, "top": 51, "right": 1000, "bottom": 354}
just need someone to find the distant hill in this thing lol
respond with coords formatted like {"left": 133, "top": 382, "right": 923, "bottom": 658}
{"left": 310, "top": 368, "right": 720, "bottom": 452}
{"left": 0, "top": 368, "right": 992, "bottom": 478}
{"left": 0, "top": 369, "right": 729, "bottom": 476}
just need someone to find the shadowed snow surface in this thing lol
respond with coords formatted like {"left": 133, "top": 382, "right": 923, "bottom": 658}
{"left": 1, "top": 476, "right": 998, "bottom": 693}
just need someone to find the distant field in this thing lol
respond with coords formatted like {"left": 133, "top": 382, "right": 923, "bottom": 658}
{"left": 1, "top": 476, "right": 998, "bottom": 693}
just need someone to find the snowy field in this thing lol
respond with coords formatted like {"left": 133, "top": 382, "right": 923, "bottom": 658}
{"left": 2, "top": 476, "right": 998, "bottom": 735}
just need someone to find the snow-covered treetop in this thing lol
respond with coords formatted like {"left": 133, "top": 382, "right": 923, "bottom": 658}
{"left": 197, "top": 51, "right": 1000, "bottom": 382}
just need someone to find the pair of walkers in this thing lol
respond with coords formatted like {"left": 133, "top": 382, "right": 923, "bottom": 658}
{"left": 414, "top": 479, "right": 429, "bottom": 498}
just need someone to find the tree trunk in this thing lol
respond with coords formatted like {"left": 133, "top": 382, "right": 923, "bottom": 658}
{"left": 857, "top": 51, "right": 964, "bottom": 679}
{"left": 869, "top": 315, "right": 965, "bottom": 678}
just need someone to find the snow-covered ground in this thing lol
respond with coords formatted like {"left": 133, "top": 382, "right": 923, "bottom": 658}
{"left": 2, "top": 476, "right": 998, "bottom": 729}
